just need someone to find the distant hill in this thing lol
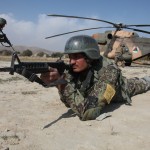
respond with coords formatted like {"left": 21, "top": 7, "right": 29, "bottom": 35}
{"left": 0, "top": 45, "right": 55, "bottom": 55}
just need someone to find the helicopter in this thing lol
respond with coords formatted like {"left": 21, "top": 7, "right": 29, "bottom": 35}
{"left": 92, "top": 30, "right": 150, "bottom": 66}
{"left": 46, "top": 14, "right": 150, "bottom": 66}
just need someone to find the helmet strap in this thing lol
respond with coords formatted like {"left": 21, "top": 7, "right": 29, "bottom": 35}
{"left": 85, "top": 57, "right": 93, "bottom": 68}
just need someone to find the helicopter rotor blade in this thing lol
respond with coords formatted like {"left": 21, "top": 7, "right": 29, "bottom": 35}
{"left": 48, "top": 14, "right": 117, "bottom": 26}
{"left": 47, "top": 14, "right": 150, "bottom": 36}
{"left": 45, "top": 26, "right": 113, "bottom": 39}
{"left": 125, "top": 27, "right": 150, "bottom": 34}
{"left": 48, "top": 14, "right": 150, "bottom": 29}
{"left": 126, "top": 24, "right": 150, "bottom": 27}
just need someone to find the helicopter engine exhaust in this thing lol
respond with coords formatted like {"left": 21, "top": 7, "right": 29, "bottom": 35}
{"left": 107, "top": 33, "right": 113, "bottom": 39}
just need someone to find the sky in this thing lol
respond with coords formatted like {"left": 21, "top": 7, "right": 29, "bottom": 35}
{"left": 0, "top": 0, "right": 150, "bottom": 51}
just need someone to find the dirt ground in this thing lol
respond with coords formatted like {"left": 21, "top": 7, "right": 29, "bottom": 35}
{"left": 0, "top": 60, "right": 150, "bottom": 150}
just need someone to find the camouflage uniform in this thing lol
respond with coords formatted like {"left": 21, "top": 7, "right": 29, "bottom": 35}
{"left": 59, "top": 56, "right": 150, "bottom": 121}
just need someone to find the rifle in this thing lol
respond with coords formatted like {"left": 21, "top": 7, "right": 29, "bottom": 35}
{"left": 0, "top": 52, "right": 70, "bottom": 87}
{"left": 0, "top": 29, "right": 70, "bottom": 87}
{"left": 0, "top": 29, "right": 15, "bottom": 50}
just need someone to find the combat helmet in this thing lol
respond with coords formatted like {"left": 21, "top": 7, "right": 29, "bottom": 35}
{"left": 64, "top": 35, "right": 101, "bottom": 60}
{"left": 0, "top": 18, "right": 7, "bottom": 27}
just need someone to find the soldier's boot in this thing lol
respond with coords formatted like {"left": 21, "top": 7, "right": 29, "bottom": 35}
{"left": 142, "top": 76, "right": 150, "bottom": 91}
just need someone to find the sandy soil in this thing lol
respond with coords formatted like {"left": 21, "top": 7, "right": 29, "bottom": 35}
{"left": 0, "top": 60, "right": 150, "bottom": 150}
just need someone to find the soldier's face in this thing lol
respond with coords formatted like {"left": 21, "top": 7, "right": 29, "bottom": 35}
{"left": 68, "top": 53, "right": 89, "bottom": 72}
{"left": 0, "top": 24, "right": 5, "bottom": 29}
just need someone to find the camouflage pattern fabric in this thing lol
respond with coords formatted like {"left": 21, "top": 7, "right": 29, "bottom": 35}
{"left": 59, "top": 57, "right": 150, "bottom": 121}
{"left": 127, "top": 77, "right": 150, "bottom": 96}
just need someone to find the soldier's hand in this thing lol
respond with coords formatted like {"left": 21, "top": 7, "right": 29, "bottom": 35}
{"left": 40, "top": 67, "right": 61, "bottom": 85}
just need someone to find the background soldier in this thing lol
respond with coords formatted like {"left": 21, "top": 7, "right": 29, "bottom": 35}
{"left": 0, "top": 18, "right": 7, "bottom": 43}
{"left": 41, "top": 35, "right": 150, "bottom": 121}
{"left": 0, "top": 18, "right": 6, "bottom": 29}
{"left": 115, "top": 43, "right": 132, "bottom": 67}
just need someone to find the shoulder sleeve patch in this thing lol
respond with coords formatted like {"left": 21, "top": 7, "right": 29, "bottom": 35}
{"left": 103, "top": 84, "right": 116, "bottom": 104}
